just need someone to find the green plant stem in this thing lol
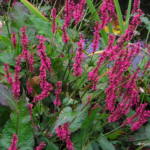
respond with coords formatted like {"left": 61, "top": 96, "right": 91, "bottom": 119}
{"left": 146, "top": 31, "right": 150, "bottom": 43}
{"left": 104, "top": 125, "right": 123, "bottom": 136}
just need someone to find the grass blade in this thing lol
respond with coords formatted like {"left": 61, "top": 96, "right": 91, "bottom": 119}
{"left": 113, "top": 0, "right": 125, "bottom": 33}
{"left": 20, "top": 0, "right": 49, "bottom": 22}
{"left": 125, "top": 0, "right": 132, "bottom": 30}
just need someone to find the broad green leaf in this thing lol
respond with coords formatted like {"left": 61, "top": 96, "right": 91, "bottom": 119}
{"left": 0, "top": 84, "right": 17, "bottom": 110}
{"left": 0, "top": 52, "right": 14, "bottom": 65}
{"left": 97, "top": 134, "right": 116, "bottom": 150}
{"left": 145, "top": 124, "right": 150, "bottom": 139}
{"left": 85, "top": 143, "right": 93, "bottom": 150}
{"left": 72, "top": 131, "right": 85, "bottom": 150}
{"left": 0, "top": 100, "right": 34, "bottom": 150}
{"left": 70, "top": 105, "right": 88, "bottom": 132}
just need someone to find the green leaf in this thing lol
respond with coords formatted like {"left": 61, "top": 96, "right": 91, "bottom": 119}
{"left": 85, "top": 143, "right": 93, "bottom": 150}
{"left": 0, "top": 100, "right": 34, "bottom": 150}
{"left": 145, "top": 124, "right": 150, "bottom": 140}
{"left": 0, "top": 84, "right": 17, "bottom": 110}
{"left": 97, "top": 134, "right": 116, "bottom": 150}
{"left": 46, "top": 142, "right": 59, "bottom": 150}
{"left": 0, "top": 52, "right": 14, "bottom": 65}
{"left": 70, "top": 105, "right": 88, "bottom": 132}
{"left": 86, "top": 0, "right": 99, "bottom": 21}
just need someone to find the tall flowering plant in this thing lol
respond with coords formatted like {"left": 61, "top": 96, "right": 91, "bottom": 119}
{"left": 0, "top": 0, "right": 150, "bottom": 149}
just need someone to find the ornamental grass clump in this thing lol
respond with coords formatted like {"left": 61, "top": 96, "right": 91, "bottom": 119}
{"left": 0, "top": 0, "right": 150, "bottom": 149}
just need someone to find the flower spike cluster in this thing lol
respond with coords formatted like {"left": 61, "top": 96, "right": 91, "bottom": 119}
{"left": 33, "top": 35, "right": 53, "bottom": 103}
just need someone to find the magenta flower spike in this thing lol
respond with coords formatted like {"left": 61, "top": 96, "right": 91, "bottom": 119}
{"left": 8, "top": 134, "right": 18, "bottom": 150}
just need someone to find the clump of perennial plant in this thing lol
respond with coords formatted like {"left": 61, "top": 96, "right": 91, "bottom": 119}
{"left": 2, "top": 0, "right": 150, "bottom": 149}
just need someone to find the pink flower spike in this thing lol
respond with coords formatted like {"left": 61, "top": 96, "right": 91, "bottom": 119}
{"left": 35, "top": 142, "right": 46, "bottom": 150}
{"left": 92, "top": 21, "right": 101, "bottom": 53}
{"left": 12, "top": 55, "right": 22, "bottom": 98}
{"left": 73, "top": 35, "right": 84, "bottom": 76}
{"left": 73, "top": 0, "right": 86, "bottom": 24}
{"left": 20, "top": 26, "right": 28, "bottom": 49}
{"left": 4, "top": 64, "right": 13, "bottom": 85}
{"left": 132, "top": 0, "right": 141, "bottom": 14}
{"left": 64, "top": 0, "right": 74, "bottom": 27}
{"left": 51, "top": 8, "right": 56, "bottom": 18}
{"left": 62, "top": 26, "right": 69, "bottom": 43}
{"left": 8, "top": 134, "right": 18, "bottom": 150}
{"left": 54, "top": 81, "right": 62, "bottom": 107}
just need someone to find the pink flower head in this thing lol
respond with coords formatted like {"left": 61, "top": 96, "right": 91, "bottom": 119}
{"left": 64, "top": 0, "right": 74, "bottom": 27}
{"left": 55, "top": 123, "right": 74, "bottom": 150}
{"left": 35, "top": 142, "right": 46, "bottom": 150}
{"left": 99, "top": 0, "right": 116, "bottom": 29}
{"left": 51, "top": 8, "right": 56, "bottom": 18}
{"left": 55, "top": 123, "right": 70, "bottom": 140}
{"left": 62, "top": 26, "right": 69, "bottom": 43}
{"left": 20, "top": 27, "right": 34, "bottom": 72}
{"left": 66, "top": 138, "right": 74, "bottom": 150}
{"left": 132, "top": 0, "right": 141, "bottom": 14}
{"left": 12, "top": 55, "right": 22, "bottom": 98}
{"left": 36, "top": 35, "right": 51, "bottom": 71}
{"left": 8, "top": 134, "right": 18, "bottom": 150}
{"left": 33, "top": 81, "right": 53, "bottom": 103}
{"left": 20, "top": 26, "right": 28, "bottom": 49}
{"left": 92, "top": 21, "right": 101, "bottom": 53}
{"left": 53, "top": 81, "right": 62, "bottom": 107}
{"left": 88, "top": 68, "right": 99, "bottom": 90}
{"left": 73, "top": 0, "right": 86, "bottom": 24}
{"left": 73, "top": 35, "right": 84, "bottom": 76}
{"left": 4, "top": 64, "right": 13, "bottom": 85}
